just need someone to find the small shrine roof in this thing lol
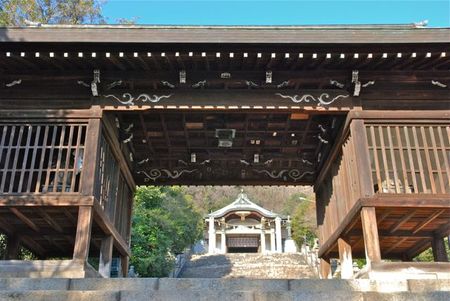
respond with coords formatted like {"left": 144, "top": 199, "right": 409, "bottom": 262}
{"left": 208, "top": 191, "right": 279, "bottom": 218}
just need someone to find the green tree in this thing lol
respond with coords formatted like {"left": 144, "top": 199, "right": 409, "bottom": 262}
{"left": 290, "top": 193, "right": 317, "bottom": 247}
{"left": 0, "top": 0, "right": 105, "bottom": 26}
{"left": 130, "top": 186, "right": 203, "bottom": 277}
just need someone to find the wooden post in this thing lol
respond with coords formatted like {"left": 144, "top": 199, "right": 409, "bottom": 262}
{"left": 98, "top": 235, "right": 114, "bottom": 278}
{"left": 338, "top": 238, "right": 353, "bottom": 279}
{"left": 319, "top": 258, "right": 332, "bottom": 279}
{"left": 5, "top": 236, "right": 20, "bottom": 260}
{"left": 432, "top": 235, "right": 449, "bottom": 262}
{"left": 73, "top": 206, "right": 93, "bottom": 261}
{"left": 121, "top": 255, "right": 129, "bottom": 277}
{"left": 350, "top": 119, "right": 374, "bottom": 198}
{"left": 81, "top": 118, "right": 102, "bottom": 196}
{"left": 361, "top": 207, "right": 381, "bottom": 266}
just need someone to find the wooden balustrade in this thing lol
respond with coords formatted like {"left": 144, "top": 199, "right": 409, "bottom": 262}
{"left": 366, "top": 124, "right": 450, "bottom": 195}
{"left": 0, "top": 123, "right": 87, "bottom": 194}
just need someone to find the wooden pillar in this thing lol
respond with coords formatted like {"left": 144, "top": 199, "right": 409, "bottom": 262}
{"left": 81, "top": 118, "right": 102, "bottom": 196}
{"left": 98, "top": 235, "right": 114, "bottom": 278}
{"left": 338, "top": 238, "right": 353, "bottom": 279}
{"left": 5, "top": 236, "right": 20, "bottom": 260}
{"left": 121, "top": 255, "right": 129, "bottom": 277}
{"left": 319, "top": 258, "right": 332, "bottom": 279}
{"left": 350, "top": 119, "right": 374, "bottom": 198}
{"left": 432, "top": 235, "right": 449, "bottom": 262}
{"left": 73, "top": 206, "right": 94, "bottom": 261}
{"left": 361, "top": 207, "right": 381, "bottom": 266}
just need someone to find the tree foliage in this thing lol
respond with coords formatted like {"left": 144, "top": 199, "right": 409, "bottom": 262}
{"left": 289, "top": 193, "right": 317, "bottom": 247}
{"left": 0, "top": 0, "right": 105, "bottom": 26}
{"left": 130, "top": 186, "right": 203, "bottom": 277}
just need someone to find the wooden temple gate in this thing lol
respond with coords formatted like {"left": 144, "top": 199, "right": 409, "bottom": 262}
{"left": 0, "top": 25, "right": 448, "bottom": 278}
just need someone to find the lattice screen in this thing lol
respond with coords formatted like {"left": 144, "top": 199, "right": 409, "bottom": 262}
{"left": 366, "top": 124, "right": 450, "bottom": 194}
{"left": 0, "top": 123, "right": 87, "bottom": 193}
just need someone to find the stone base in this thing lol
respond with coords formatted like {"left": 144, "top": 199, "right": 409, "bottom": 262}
{"left": 0, "top": 260, "right": 100, "bottom": 278}
{"left": 284, "top": 239, "right": 298, "bottom": 253}
{"left": 357, "top": 262, "right": 450, "bottom": 280}
{"left": 0, "top": 278, "right": 449, "bottom": 301}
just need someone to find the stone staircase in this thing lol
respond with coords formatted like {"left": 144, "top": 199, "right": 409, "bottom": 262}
{"left": 0, "top": 278, "right": 449, "bottom": 301}
{"left": 179, "top": 253, "right": 317, "bottom": 278}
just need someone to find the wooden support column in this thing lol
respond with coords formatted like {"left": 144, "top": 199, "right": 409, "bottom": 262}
{"left": 98, "top": 235, "right": 114, "bottom": 278}
{"left": 121, "top": 255, "right": 129, "bottom": 277}
{"left": 5, "top": 236, "right": 20, "bottom": 260}
{"left": 432, "top": 235, "right": 449, "bottom": 262}
{"left": 73, "top": 206, "right": 94, "bottom": 261}
{"left": 81, "top": 118, "right": 102, "bottom": 196}
{"left": 319, "top": 258, "right": 332, "bottom": 279}
{"left": 350, "top": 119, "right": 374, "bottom": 198}
{"left": 338, "top": 238, "right": 353, "bottom": 279}
{"left": 361, "top": 207, "right": 381, "bottom": 266}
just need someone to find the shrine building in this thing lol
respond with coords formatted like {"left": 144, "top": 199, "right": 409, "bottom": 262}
{"left": 205, "top": 191, "right": 296, "bottom": 254}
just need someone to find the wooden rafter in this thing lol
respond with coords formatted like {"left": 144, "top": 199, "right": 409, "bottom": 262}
{"left": 9, "top": 208, "right": 40, "bottom": 232}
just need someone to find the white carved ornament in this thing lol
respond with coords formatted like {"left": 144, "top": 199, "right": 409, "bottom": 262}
{"left": 275, "top": 93, "right": 349, "bottom": 106}
{"left": 104, "top": 93, "right": 173, "bottom": 105}
{"left": 138, "top": 168, "right": 197, "bottom": 182}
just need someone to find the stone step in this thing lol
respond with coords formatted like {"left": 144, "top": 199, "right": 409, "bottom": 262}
{"left": 1, "top": 290, "right": 449, "bottom": 301}
{"left": 0, "top": 260, "right": 99, "bottom": 278}
{"left": 0, "top": 278, "right": 449, "bottom": 293}
{"left": 181, "top": 253, "right": 315, "bottom": 278}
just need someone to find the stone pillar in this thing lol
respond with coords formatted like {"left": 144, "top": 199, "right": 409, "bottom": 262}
{"left": 275, "top": 216, "right": 282, "bottom": 253}
{"left": 221, "top": 218, "right": 226, "bottom": 254}
{"left": 208, "top": 216, "right": 216, "bottom": 254}
{"left": 270, "top": 229, "right": 276, "bottom": 252}
{"left": 260, "top": 217, "right": 266, "bottom": 254}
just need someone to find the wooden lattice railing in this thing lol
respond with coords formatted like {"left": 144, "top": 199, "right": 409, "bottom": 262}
{"left": 0, "top": 123, "right": 87, "bottom": 194}
{"left": 366, "top": 124, "right": 450, "bottom": 194}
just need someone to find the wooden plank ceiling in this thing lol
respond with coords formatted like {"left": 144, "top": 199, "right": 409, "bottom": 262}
{"left": 115, "top": 110, "right": 345, "bottom": 185}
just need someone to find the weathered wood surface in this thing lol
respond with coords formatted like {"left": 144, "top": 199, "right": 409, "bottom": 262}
{"left": 73, "top": 206, "right": 93, "bottom": 261}
{"left": 2, "top": 26, "right": 450, "bottom": 44}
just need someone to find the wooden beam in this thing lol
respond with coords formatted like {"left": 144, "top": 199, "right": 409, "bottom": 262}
{"left": 361, "top": 207, "right": 381, "bottom": 265}
{"left": 0, "top": 108, "right": 103, "bottom": 119}
{"left": 73, "top": 206, "right": 94, "bottom": 261}
{"left": 389, "top": 210, "right": 417, "bottom": 233}
{"left": 412, "top": 209, "right": 446, "bottom": 234}
{"left": 20, "top": 235, "right": 46, "bottom": 257}
{"left": 361, "top": 195, "right": 450, "bottom": 208}
{"left": 318, "top": 199, "right": 363, "bottom": 257}
{"left": 37, "top": 209, "right": 64, "bottom": 233}
{"left": 338, "top": 238, "right": 353, "bottom": 279}
{"left": 98, "top": 235, "right": 114, "bottom": 278}
{"left": 0, "top": 195, "right": 95, "bottom": 206}
{"left": 9, "top": 208, "right": 40, "bottom": 232}
{"left": 384, "top": 237, "right": 409, "bottom": 255}
{"left": 93, "top": 200, "right": 131, "bottom": 257}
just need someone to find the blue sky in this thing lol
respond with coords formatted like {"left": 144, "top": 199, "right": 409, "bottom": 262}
{"left": 103, "top": 0, "right": 450, "bottom": 27}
